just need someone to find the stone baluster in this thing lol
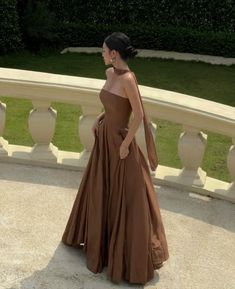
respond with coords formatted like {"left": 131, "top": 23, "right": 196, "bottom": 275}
{"left": 227, "top": 137, "right": 235, "bottom": 197}
{"left": 0, "top": 101, "right": 9, "bottom": 156}
{"left": 178, "top": 125, "right": 207, "bottom": 186}
{"left": 78, "top": 104, "right": 103, "bottom": 164}
{"left": 28, "top": 100, "right": 58, "bottom": 161}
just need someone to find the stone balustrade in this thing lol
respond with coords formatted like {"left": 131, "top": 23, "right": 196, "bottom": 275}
{"left": 0, "top": 68, "right": 234, "bottom": 203}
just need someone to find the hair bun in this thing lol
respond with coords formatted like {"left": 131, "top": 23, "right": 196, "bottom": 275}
{"left": 125, "top": 45, "right": 138, "bottom": 58}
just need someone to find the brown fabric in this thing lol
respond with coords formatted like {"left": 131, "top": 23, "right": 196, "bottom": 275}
{"left": 62, "top": 71, "right": 169, "bottom": 285}
{"left": 131, "top": 71, "right": 159, "bottom": 171}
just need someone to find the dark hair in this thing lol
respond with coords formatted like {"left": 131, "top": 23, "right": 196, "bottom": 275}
{"left": 104, "top": 32, "right": 138, "bottom": 62}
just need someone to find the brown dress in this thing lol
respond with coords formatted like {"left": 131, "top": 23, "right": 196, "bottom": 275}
{"left": 61, "top": 67, "right": 169, "bottom": 285}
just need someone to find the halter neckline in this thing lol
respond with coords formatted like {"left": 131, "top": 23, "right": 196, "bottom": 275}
{"left": 113, "top": 66, "right": 131, "bottom": 75}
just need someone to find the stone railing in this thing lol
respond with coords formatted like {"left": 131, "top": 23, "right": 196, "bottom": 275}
{"left": 0, "top": 68, "right": 234, "bottom": 204}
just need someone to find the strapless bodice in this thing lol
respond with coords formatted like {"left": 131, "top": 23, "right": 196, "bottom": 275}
{"left": 99, "top": 88, "right": 132, "bottom": 131}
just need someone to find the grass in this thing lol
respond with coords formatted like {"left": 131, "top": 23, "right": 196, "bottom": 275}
{"left": 0, "top": 48, "right": 234, "bottom": 183}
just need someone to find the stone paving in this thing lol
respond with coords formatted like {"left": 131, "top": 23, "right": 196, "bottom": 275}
{"left": 0, "top": 162, "right": 234, "bottom": 289}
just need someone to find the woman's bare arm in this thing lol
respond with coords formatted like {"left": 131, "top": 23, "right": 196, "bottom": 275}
{"left": 122, "top": 73, "right": 144, "bottom": 147}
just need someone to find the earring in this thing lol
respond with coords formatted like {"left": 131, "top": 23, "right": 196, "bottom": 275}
{"left": 110, "top": 57, "right": 116, "bottom": 63}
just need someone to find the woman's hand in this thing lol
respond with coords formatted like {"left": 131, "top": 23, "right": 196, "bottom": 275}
{"left": 119, "top": 142, "right": 129, "bottom": 159}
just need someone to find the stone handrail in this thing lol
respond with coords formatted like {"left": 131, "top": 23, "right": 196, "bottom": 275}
{"left": 0, "top": 68, "right": 234, "bottom": 203}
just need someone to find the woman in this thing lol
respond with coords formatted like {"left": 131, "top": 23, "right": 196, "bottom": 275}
{"left": 62, "top": 31, "right": 169, "bottom": 285}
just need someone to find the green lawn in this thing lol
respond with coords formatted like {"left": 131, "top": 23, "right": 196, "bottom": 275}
{"left": 0, "top": 49, "right": 234, "bottom": 183}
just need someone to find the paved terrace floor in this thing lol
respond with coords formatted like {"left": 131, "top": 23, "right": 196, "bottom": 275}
{"left": 0, "top": 162, "right": 234, "bottom": 289}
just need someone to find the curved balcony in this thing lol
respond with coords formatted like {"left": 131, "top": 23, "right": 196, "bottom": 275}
{"left": 0, "top": 67, "right": 234, "bottom": 204}
{"left": 0, "top": 67, "right": 235, "bottom": 288}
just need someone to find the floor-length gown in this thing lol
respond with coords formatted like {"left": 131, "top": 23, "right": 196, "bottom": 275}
{"left": 61, "top": 67, "right": 169, "bottom": 285}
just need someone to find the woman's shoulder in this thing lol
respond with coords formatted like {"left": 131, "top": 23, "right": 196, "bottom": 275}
{"left": 105, "top": 67, "right": 135, "bottom": 82}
